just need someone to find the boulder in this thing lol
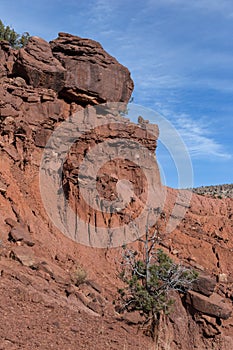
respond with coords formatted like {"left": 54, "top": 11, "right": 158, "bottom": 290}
{"left": 121, "top": 311, "right": 143, "bottom": 325}
{"left": 192, "top": 273, "right": 216, "bottom": 296}
{"left": 10, "top": 246, "right": 37, "bottom": 268}
{"left": 50, "top": 32, "right": 134, "bottom": 104}
{"left": 9, "top": 224, "right": 35, "bottom": 246}
{"left": 186, "top": 291, "right": 232, "bottom": 319}
{"left": 34, "top": 128, "right": 51, "bottom": 148}
{"left": 13, "top": 36, "right": 66, "bottom": 92}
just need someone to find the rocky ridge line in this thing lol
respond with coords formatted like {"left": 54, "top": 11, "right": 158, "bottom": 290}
{"left": 191, "top": 184, "right": 233, "bottom": 199}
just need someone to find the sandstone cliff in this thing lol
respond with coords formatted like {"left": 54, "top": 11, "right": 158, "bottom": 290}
{"left": 0, "top": 34, "right": 232, "bottom": 350}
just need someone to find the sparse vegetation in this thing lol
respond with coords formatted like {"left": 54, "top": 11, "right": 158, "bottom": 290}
{"left": 190, "top": 184, "right": 233, "bottom": 199}
{"left": 117, "top": 211, "right": 198, "bottom": 339}
{"left": 0, "top": 19, "right": 30, "bottom": 48}
{"left": 70, "top": 266, "right": 87, "bottom": 286}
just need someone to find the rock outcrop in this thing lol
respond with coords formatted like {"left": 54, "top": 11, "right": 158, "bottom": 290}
{"left": 191, "top": 184, "right": 233, "bottom": 199}
{"left": 13, "top": 36, "right": 66, "bottom": 92}
{"left": 0, "top": 33, "right": 232, "bottom": 350}
{"left": 186, "top": 291, "right": 232, "bottom": 320}
{"left": 192, "top": 272, "right": 216, "bottom": 296}
{"left": 50, "top": 33, "right": 134, "bottom": 104}
{"left": 0, "top": 40, "right": 16, "bottom": 77}
{"left": 58, "top": 110, "right": 162, "bottom": 247}
{"left": 9, "top": 33, "right": 134, "bottom": 105}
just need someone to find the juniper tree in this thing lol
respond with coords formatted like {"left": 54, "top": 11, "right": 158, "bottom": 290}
{"left": 118, "top": 209, "right": 198, "bottom": 339}
{"left": 0, "top": 19, "right": 30, "bottom": 48}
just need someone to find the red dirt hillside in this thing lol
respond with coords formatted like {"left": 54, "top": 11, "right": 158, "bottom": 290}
{"left": 0, "top": 34, "right": 232, "bottom": 350}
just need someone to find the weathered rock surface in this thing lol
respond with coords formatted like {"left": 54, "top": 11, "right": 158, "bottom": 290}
{"left": 0, "top": 176, "right": 7, "bottom": 193}
{"left": 50, "top": 32, "right": 134, "bottom": 104}
{"left": 10, "top": 246, "right": 37, "bottom": 267}
{"left": 58, "top": 109, "right": 162, "bottom": 247}
{"left": 186, "top": 290, "right": 232, "bottom": 319}
{"left": 13, "top": 36, "right": 66, "bottom": 92}
{"left": 0, "top": 40, "right": 16, "bottom": 77}
{"left": 0, "top": 32, "right": 232, "bottom": 350}
{"left": 192, "top": 272, "right": 216, "bottom": 296}
{"left": 10, "top": 33, "right": 133, "bottom": 105}
{"left": 120, "top": 311, "right": 143, "bottom": 325}
{"left": 9, "top": 223, "right": 35, "bottom": 246}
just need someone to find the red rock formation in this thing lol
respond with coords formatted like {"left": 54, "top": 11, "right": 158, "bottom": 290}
{"left": 0, "top": 33, "right": 232, "bottom": 349}
{"left": 56, "top": 110, "right": 163, "bottom": 247}
{"left": 50, "top": 33, "right": 134, "bottom": 104}
{"left": 10, "top": 33, "right": 134, "bottom": 105}
{"left": 13, "top": 36, "right": 66, "bottom": 92}
{"left": 0, "top": 40, "right": 16, "bottom": 77}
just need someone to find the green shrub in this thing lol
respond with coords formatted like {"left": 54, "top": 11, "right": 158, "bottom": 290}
{"left": 118, "top": 244, "right": 198, "bottom": 338}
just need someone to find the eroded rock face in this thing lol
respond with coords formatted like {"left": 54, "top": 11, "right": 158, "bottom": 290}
{"left": 10, "top": 33, "right": 134, "bottom": 105}
{"left": 0, "top": 40, "right": 16, "bottom": 77}
{"left": 192, "top": 273, "right": 216, "bottom": 296}
{"left": 13, "top": 36, "right": 66, "bottom": 92}
{"left": 186, "top": 291, "right": 232, "bottom": 320}
{"left": 0, "top": 33, "right": 233, "bottom": 350}
{"left": 50, "top": 33, "right": 134, "bottom": 104}
{"left": 0, "top": 76, "right": 69, "bottom": 169}
{"left": 58, "top": 107, "right": 162, "bottom": 247}
{"left": 10, "top": 246, "right": 37, "bottom": 268}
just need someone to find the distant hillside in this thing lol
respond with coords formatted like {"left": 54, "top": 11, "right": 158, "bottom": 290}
{"left": 191, "top": 184, "right": 233, "bottom": 198}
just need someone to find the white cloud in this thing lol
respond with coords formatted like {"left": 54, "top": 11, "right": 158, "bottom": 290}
{"left": 75, "top": 0, "right": 233, "bottom": 166}
{"left": 162, "top": 112, "right": 231, "bottom": 159}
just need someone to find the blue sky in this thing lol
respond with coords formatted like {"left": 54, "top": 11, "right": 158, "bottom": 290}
{"left": 1, "top": 0, "right": 232, "bottom": 187}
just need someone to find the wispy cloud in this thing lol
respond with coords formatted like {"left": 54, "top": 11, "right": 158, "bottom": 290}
{"left": 149, "top": 0, "right": 233, "bottom": 18}
{"left": 157, "top": 111, "right": 232, "bottom": 160}
{"left": 87, "top": 0, "right": 117, "bottom": 27}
